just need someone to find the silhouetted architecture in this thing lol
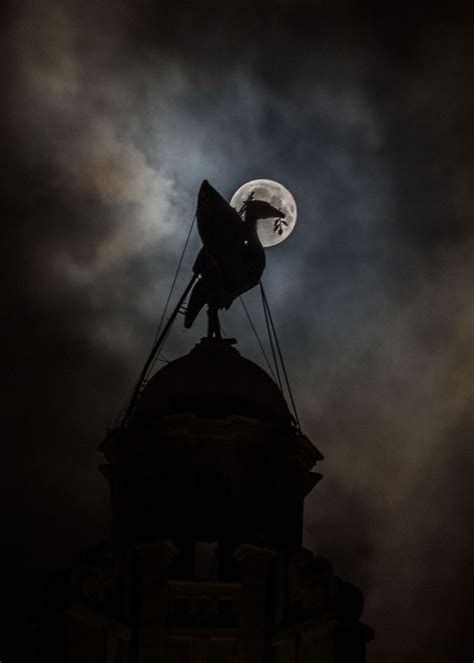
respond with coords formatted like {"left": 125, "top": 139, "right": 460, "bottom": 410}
{"left": 31, "top": 180, "right": 374, "bottom": 661}
{"left": 61, "top": 337, "right": 373, "bottom": 662}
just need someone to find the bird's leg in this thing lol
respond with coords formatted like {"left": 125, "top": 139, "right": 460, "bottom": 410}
{"left": 207, "top": 307, "right": 212, "bottom": 337}
{"left": 214, "top": 309, "right": 222, "bottom": 339}
{"left": 207, "top": 306, "right": 222, "bottom": 339}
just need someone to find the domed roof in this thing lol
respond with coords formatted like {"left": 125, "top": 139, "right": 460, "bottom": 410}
{"left": 134, "top": 338, "right": 292, "bottom": 426}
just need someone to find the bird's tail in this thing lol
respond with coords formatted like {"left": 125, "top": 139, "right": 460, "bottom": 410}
{"left": 184, "top": 278, "right": 208, "bottom": 329}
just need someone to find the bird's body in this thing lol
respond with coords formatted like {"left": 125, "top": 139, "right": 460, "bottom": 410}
{"left": 184, "top": 180, "right": 284, "bottom": 334}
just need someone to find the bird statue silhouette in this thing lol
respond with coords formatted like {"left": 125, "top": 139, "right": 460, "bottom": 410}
{"left": 184, "top": 180, "right": 285, "bottom": 337}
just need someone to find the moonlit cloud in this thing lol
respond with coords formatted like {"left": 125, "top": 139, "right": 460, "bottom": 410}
{"left": 3, "top": 2, "right": 473, "bottom": 662}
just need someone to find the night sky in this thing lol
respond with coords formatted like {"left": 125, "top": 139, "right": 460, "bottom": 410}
{"left": 2, "top": 1, "right": 473, "bottom": 661}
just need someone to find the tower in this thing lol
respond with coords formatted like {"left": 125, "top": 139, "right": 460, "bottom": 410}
{"left": 62, "top": 180, "right": 373, "bottom": 661}
{"left": 65, "top": 337, "right": 373, "bottom": 662}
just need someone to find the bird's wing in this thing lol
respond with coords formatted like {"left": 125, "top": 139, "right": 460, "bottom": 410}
{"left": 196, "top": 180, "right": 244, "bottom": 256}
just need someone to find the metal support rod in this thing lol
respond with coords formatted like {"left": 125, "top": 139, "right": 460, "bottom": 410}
{"left": 260, "top": 282, "right": 301, "bottom": 430}
{"left": 121, "top": 274, "right": 198, "bottom": 427}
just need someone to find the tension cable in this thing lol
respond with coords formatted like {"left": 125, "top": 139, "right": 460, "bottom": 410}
{"left": 259, "top": 282, "right": 301, "bottom": 430}
{"left": 118, "top": 213, "right": 197, "bottom": 428}
{"left": 239, "top": 296, "right": 277, "bottom": 382}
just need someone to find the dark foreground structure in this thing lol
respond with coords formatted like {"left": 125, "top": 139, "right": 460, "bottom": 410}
{"left": 54, "top": 337, "right": 373, "bottom": 662}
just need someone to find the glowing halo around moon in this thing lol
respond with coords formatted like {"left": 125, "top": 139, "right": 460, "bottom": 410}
{"left": 230, "top": 179, "right": 297, "bottom": 247}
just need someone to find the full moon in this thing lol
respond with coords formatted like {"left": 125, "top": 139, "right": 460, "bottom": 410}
{"left": 230, "top": 179, "right": 297, "bottom": 247}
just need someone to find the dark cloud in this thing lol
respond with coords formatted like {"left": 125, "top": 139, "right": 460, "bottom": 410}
{"left": 2, "top": 1, "right": 473, "bottom": 661}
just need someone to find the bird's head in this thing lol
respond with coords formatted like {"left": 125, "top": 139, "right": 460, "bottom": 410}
{"left": 243, "top": 199, "right": 285, "bottom": 223}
